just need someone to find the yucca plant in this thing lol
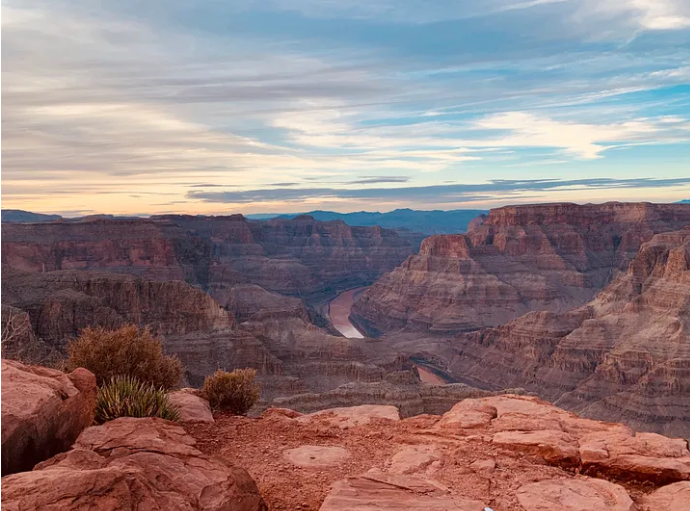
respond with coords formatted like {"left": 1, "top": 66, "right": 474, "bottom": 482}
{"left": 95, "top": 375, "right": 180, "bottom": 424}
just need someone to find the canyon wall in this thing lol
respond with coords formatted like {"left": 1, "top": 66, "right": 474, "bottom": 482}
{"left": 1, "top": 269, "right": 234, "bottom": 347}
{"left": 352, "top": 202, "right": 690, "bottom": 334}
{"left": 1, "top": 214, "right": 414, "bottom": 302}
{"left": 442, "top": 228, "right": 690, "bottom": 436}
{"left": 1, "top": 268, "right": 415, "bottom": 395}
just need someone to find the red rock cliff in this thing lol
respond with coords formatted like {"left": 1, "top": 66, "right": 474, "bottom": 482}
{"left": 1, "top": 215, "right": 414, "bottom": 300}
{"left": 352, "top": 202, "right": 690, "bottom": 334}
{"left": 446, "top": 227, "right": 690, "bottom": 436}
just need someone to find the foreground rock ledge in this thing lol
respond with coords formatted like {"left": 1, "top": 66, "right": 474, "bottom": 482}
{"left": 1, "top": 417, "right": 267, "bottom": 511}
{"left": 186, "top": 395, "right": 690, "bottom": 510}
{"left": 1, "top": 359, "right": 96, "bottom": 475}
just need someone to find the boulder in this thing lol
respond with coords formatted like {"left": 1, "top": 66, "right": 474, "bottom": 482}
{"left": 492, "top": 430, "right": 581, "bottom": 466}
{"left": 168, "top": 388, "right": 214, "bottom": 423}
{"left": 579, "top": 430, "right": 690, "bottom": 484}
{"left": 319, "top": 469, "right": 485, "bottom": 511}
{"left": 434, "top": 398, "right": 497, "bottom": 430}
{"left": 1, "top": 359, "right": 96, "bottom": 475}
{"left": 1, "top": 417, "right": 267, "bottom": 511}
{"left": 640, "top": 481, "right": 690, "bottom": 511}
{"left": 516, "top": 477, "right": 636, "bottom": 511}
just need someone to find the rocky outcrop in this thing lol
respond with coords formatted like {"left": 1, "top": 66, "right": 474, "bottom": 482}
{"left": 270, "top": 380, "right": 528, "bottom": 417}
{"left": 210, "top": 283, "right": 308, "bottom": 322}
{"left": 1, "top": 269, "right": 234, "bottom": 348}
{"left": 352, "top": 202, "right": 690, "bottom": 334}
{"left": 641, "top": 482, "right": 690, "bottom": 510}
{"left": 1, "top": 359, "right": 96, "bottom": 475}
{"left": 168, "top": 389, "right": 214, "bottom": 423}
{"left": 1, "top": 214, "right": 414, "bottom": 302}
{"left": 185, "top": 394, "right": 690, "bottom": 510}
{"left": 444, "top": 228, "right": 690, "bottom": 436}
{"left": 1, "top": 418, "right": 267, "bottom": 510}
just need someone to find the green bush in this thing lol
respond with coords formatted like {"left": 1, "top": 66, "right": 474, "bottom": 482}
{"left": 67, "top": 325, "right": 182, "bottom": 389}
{"left": 95, "top": 376, "right": 180, "bottom": 424}
{"left": 203, "top": 368, "right": 260, "bottom": 415}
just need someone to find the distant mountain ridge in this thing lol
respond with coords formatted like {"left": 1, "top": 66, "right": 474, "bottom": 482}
{"left": 1, "top": 210, "right": 63, "bottom": 223}
{"left": 247, "top": 208, "right": 488, "bottom": 235}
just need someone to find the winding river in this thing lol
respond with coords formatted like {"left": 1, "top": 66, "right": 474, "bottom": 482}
{"left": 327, "top": 287, "right": 451, "bottom": 385}
{"left": 327, "top": 286, "right": 367, "bottom": 338}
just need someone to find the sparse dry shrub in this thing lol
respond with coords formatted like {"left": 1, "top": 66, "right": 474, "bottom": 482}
{"left": 203, "top": 368, "right": 260, "bottom": 415}
{"left": 67, "top": 325, "right": 182, "bottom": 389}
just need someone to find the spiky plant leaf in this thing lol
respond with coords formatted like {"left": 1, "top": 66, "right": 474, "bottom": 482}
{"left": 95, "top": 375, "right": 180, "bottom": 424}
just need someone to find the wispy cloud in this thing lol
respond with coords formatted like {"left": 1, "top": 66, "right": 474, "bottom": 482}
{"left": 188, "top": 177, "right": 690, "bottom": 205}
{"left": 2, "top": 0, "right": 689, "bottom": 215}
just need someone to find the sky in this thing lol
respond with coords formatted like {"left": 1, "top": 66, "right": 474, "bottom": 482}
{"left": 2, "top": 0, "right": 690, "bottom": 216}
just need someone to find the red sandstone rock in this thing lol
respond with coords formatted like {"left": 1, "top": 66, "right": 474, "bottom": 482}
{"left": 579, "top": 430, "right": 690, "bottom": 484}
{"left": 640, "top": 481, "right": 690, "bottom": 510}
{"left": 492, "top": 429, "right": 581, "bottom": 466}
{"left": 185, "top": 394, "right": 690, "bottom": 510}
{"left": 168, "top": 388, "right": 214, "bottom": 423}
{"left": 353, "top": 202, "right": 690, "bottom": 334}
{"left": 516, "top": 477, "right": 636, "bottom": 511}
{"left": 434, "top": 398, "right": 497, "bottom": 429}
{"left": 446, "top": 228, "right": 690, "bottom": 436}
{"left": 296, "top": 404, "right": 401, "bottom": 428}
{"left": 1, "top": 418, "right": 267, "bottom": 511}
{"left": 319, "top": 469, "right": 487, "bottom": 511}
{"left": 283, "top": 445, "right": 351, "bottom": 468}
{"left": 1, "top": 359, "right": 96, "bottom": 475}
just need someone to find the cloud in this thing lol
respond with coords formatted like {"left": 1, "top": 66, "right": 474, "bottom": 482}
{"left": 262, "top": 0, "right": 690, "bottom": 32}
{"left": 188, "top": 177, "right": 690, "bottom": 205}
{"left": 473, "top": 112, "right": 689, "bottom": 159}
{"left": 2, "top": 0, "right": 689, "bottom": 215}
{"left": 593, "top": 0, "right": 690, "bottom": 31}
{"left": 348, "top": 176, "right": 410, "bottom": 184}
{"left": 188, "top": 183, "right": 238, "bottom": 188}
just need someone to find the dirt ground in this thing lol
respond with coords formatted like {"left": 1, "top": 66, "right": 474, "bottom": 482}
{"left": 185, "top": 408, "right": 655, "bottom": 511}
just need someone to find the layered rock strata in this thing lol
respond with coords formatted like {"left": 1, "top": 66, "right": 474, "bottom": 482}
{"left": 352, "top": 202, "right": 690, "bottom": 334}
{"left": 445, "top": 228, "right": 690, "bottom": 436}
{"left": 1, "top": 214, "right": 414, "bottom": 301}
{"left": 1, "top": 269, "right": 234, "bottom": 348}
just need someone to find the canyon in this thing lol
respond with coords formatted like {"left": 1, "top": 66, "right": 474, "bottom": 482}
{"left": 2, "top": 202, "right": 690, "bottom": 438}
{"left": 350, "top": 203, "right": 690, "bottom": 436}
{"left": 352, "top": 202, "right": 690, "bottom": 334}
{"left": 1, "top": 214, "right": 414, "bottom": 301}
{"left": 445, "top": 227, "right": 690, "bottom": 437}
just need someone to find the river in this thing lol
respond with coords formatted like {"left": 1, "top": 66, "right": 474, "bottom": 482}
{"left": 327, "top": 287, "right": 452, "bottom": 385}
{"left": 327, "top": 286, "right": 367, "bottom": 338}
